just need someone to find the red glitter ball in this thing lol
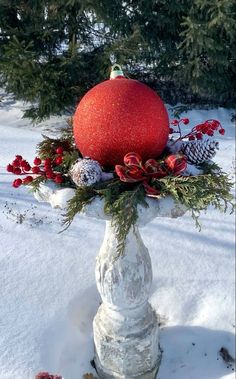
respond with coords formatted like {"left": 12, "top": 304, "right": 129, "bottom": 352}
{"left": 73, "top": 78, "right": 169, "bottom": 166}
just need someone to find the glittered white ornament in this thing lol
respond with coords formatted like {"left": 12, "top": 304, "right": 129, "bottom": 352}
{"left": 70, "top": 158, "right": 102, "bottom": 187}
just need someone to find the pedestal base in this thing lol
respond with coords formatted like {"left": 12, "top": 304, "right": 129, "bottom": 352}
{"left": 94, "top": 360, "right": 160, "bottom": 379}
{"left": 93, "top": 302, "right": 161, "bottom": 379}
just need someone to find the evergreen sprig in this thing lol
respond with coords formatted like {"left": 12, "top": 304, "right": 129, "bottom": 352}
{"left": 101, "top": 183, "right": 147, "bottom": 257}
{"left": 37, "top": 135, "right": 73, "bottom": 159}
{"left": 1, "top": 0, "right": 234, "bottom": 121}
{"left": 63, "top": 179, "right": 148, "bottom": 256}
{"left": 36, "top": 118, "right": 78, "bottom": 160}
{"left": 62, "top": 151, "right": 81, "bottom": 171}
{"left": 153, "top": 168, "right": 234, "bottom": 230}
{"left": 28, "top": 176, "right": 46, "bottom": 192}
{"left": 62, "top": 186, "right": 96, "bottom": 231}
{"left": 34, "top": 132, "right": 235, "bottom": 258}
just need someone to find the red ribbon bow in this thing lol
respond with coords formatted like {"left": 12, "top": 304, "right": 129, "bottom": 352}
{"left": 115, "top": 152, "right": 187, "bottom": 196}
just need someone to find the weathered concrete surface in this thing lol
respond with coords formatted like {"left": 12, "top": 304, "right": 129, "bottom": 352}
{"left": 34, "top": 185, "right": 186, "bottom": 378}
{"left": 93, "top": 223, "right": 161, "bottom": 378}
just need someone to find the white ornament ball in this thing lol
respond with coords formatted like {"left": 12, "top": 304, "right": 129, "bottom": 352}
{"left": 70, "top": 158, "right": 102, "bottom": 187}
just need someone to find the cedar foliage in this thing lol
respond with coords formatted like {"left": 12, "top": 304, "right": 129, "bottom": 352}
{"left": 62, "top": 167, "right": 234, "bottom": 256}
{"left": 0, "top": 0, "right": 235, "bottom": 121}
{"left": 28, "top": 130, "right": 234, "bottom": 256}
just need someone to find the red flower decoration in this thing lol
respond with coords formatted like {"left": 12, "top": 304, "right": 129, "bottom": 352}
{"left": 123, "top": 152, "right": 144, "bottom": 169}
{"left": 115, "top": 165, "right": 146, "bottom": 183}
{"left": 143, "top": 181, "right": 160, "bottom": 196}
{"left": 144, "top": 159, "right": 167, "bottom": 178}
{"left": 115, "top": 152, "right": 187, "bottom": 195}
{"left": 164, "top": 154, "right": 187, "bottom": 176}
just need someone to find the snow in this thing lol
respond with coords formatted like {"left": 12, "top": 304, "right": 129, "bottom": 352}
{"left": 34, "top": 182, "right": 75, "bottom": 209}
{"left": 0, "top": 96, "right": 235, "bottom": 379}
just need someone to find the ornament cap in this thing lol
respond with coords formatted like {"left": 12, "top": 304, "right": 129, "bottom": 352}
{"left": 110, "top": 64, "right": 124, "bottom": 79}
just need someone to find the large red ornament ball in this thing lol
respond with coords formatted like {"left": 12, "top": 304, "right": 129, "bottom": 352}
{"left": 73, "top": 77, "right": 169, "bottom": 166}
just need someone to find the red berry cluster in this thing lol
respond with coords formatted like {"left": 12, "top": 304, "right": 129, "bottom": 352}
{"left": 7, "top": 146, "right": 65, "bottom": 188}
{"left": 169, "top": 118, "right": 225, "bottom": 142}
{"left": 35, "top": 372, "right": 62, "bottom": 379}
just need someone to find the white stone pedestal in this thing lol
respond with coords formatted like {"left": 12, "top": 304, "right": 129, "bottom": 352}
{"left": 93, "top": 221, "right": 159, "bottom": 379}
{"left": 35, "top": 184, "right": 185, "bottom": 379}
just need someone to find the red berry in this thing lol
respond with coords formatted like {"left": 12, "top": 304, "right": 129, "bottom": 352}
{"left": 35, "top": 373, "right": 51, "bottom": 379}
{"left": 46, "top": 171, "right": 56, "bottom": 179}
{"left": 13, "top": 167, "right": 22, "bottom": 175}
{"left": 195, "top": 123, "right": 204, "bottom": 132}
{"left": 206, "top": 130, "right": 214, "bottom": 136}
{"left": 196, "top": 132, "right": 203, "bottom": 140}
{"left": 7, "top": 164, "right": 14, "bottom": 173}
{"left": 54, "top": 174, "right": 63, "bottom": 184}
{"left": 12, "top": 178, "right": 22, "bottom": 188}
{"left": 169, "top": 128, "right": 174, "bottom": 134}
{"left": 32, "top": 166, "right": 40, "bottom": 174}
{"left": 12, "top": 159, "right": 21, "bottom": 167}
{"left": 171, "top": 119, "right": 179, "bottom": 125}
{"left": 55, "top": 156, "right": 63, "bottom": 165}
{"left": 33, "top": 157, "right": 42, "bottom": 166}
{"left": 44, "top": 158, "right": 52, "bottom": 167}
{"left": 21, "top": 160, "right": 31, "bottom": 171}
{"left": 211, "top": 120, "right": 220, "bottom": 129}
{"left": 22, "top": 176, "right": 33, "bottom": 184}
{"left": 20, "top": 159, "right": 27, "bottom": 167}
{"left": 35, "top": 373, "right": 62, "bottom": 379}
{"left": 56, "top": 147, "right": 64, "bottom": 155}
{"left": 201, "top": 125, "right": 208, "bottom": 134}
{"left": 219, "top": 128, "right": 225, "bottom": 135}
{"left": 189, "top": 135, "right": 195, "bottom": 141}
{"left": 21, "top": 162, "right": 31, "bottom": 171}
{"left": 182, "top": 118, "right": 189, "bottom": 125}
{"left": 15, "top": 155, "right": 23, "bottom": 161}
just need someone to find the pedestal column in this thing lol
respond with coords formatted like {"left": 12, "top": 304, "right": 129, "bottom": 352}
{"left": 93, "top": 221, "right": 161, "bottom": 379}
{"left": 34, "top": 187, "right": 186, "bottom": 378}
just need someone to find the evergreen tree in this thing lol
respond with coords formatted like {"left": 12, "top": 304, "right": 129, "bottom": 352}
{"left": 0, "top": 0, "right": 235, "bottom": 121}
{"left": 0, "top": 0, "right": 111, "bottom": 119}
{"left": 178, "top": 0, "right": 236, "bottom": 105}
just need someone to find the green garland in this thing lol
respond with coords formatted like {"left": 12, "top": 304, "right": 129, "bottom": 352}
{"left": 153, "top": 166, "right": 234, "bottom": 230}
{"left": 30, "top": 126, "right": 234, "bottom": 256}
{"left": 99, "top": 182, "right": 148, "bottom": 256}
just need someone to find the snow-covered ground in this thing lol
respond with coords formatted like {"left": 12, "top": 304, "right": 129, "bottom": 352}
{"left": 0, "top": 95, "right": 235, "bottom": 379}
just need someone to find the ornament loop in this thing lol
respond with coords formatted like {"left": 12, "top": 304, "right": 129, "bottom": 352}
{"left": 110, "top": 64, "right": 124, "bottom": 79}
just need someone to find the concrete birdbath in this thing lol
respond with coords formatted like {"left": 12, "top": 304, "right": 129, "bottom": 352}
{"left": 35, "top": 183, "right": 186, "bottom": 379}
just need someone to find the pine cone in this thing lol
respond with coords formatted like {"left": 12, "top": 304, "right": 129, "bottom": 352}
{"left": 181, "top": 139, "right": 219, "bottom": 165}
